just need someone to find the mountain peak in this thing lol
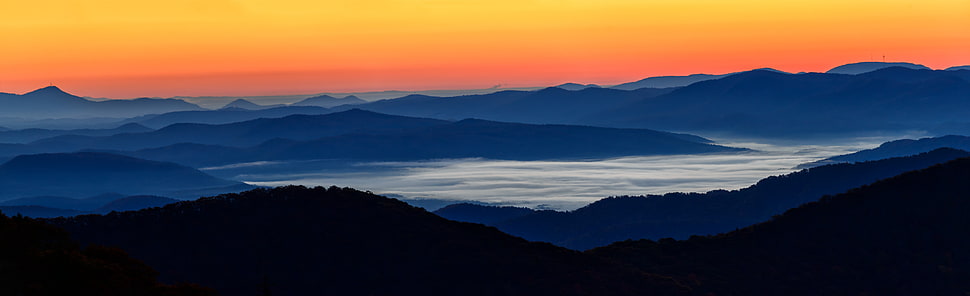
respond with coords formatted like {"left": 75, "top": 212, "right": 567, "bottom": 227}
{"left": 221, "top": 99, "right": 263, "bottom": 110}
{"left": 25, "top": 85, "right": 71, "bottom": 96}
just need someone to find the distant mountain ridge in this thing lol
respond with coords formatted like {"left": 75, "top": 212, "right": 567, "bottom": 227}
{"left": 292, "top": 94, "right": 366, "bottom": 108}
{"left": 28, "top": 109, "right": 449, "bottom": 152}
{"left": 321, "top": 66, "right": 970, "bottom": 138}
{"left": 610, "top": 68, "right": 786, "bottom": 90}
{"left": 123, "top": 110, "right": 743, "bottom": 167}
{"left": 126, "top": 105, "right": 332, "bottom": 129}
{"left": 800, "top": 135, "right": 970, "bottom": 167}
{"left": 0, "top": 123, "right": 152, "bottom": 144}
{"left": 826, "top": 61, "right": 931, "bottom": 74}
{"left": 555, "top": 83, "right": 601, "bottom": 90}
{"left": 0, "top": 86, "right": 202, "bottom": 119}
{"left": 220, "top": 99, "right": 285, "bottom": 110}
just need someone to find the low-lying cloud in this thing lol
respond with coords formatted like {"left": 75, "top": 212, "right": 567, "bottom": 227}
{"left": 235, "top": 142, "right": 874, "bottom": 210}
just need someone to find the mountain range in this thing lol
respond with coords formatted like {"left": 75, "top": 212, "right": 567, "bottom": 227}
{"left": 123, "top": 110, "right": 742, "bottom": 167}
{"left": 0, "top": 108, "right": 740, "bottom": 166}
{"left": 27, "top": 109, "right": 449, "bottom": 151}
{"left": 124, "top": 105, "right": 332, "bottom": 129}
{"left": 0, "top": 86, "right": 201, "bottom": 119}
{"left": 0, "top": 122, "right": 152, "bottom": 144}
{"left": 435, "top": 148, "right": 970, "bottom": 249}
{"left": 315, "top": 67, "right": 970, "bottom": 138}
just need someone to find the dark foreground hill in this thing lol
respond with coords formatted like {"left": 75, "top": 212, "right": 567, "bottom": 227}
{"left": 0, "top": 212, "right": 214, "bottom": 295}
{"left": 590, "top": 156, "right": 970, "bottom": 296}
{"left": 437, "top": 148, "right": 970, "bottom": 249}
{"left": 51, "top": 186, "right": 686, "bottom": 296}
{"left": 0, "top": 152, "right": 253, "bottom": 201}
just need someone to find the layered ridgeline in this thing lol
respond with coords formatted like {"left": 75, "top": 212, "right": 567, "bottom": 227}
{"left": 0, "top": 86, "right": 201, "bottom": 119}
{"left": 127, "top": 114, "right": 742, "bottom": 167}
{"left": 802, "top": 135, "right": 970, "bottom": 168}
{"left": 219, "top": 99, "right": 286, "bottom": 110}
{"left": 0, "top": 152, "right": 254, "bottom": 202}
{"left": 50, "top": 186, "right": 686, "bottom": 296}
{"left": 0, "top": 109, "right": 741, "bottom": 167}
{"left": 124, "top": 105, "right": 332, "bottom": 129}
{"left": 291, "top": 94, "right": 366, "bottom": 108}
{"left": 0, "top": 194, "right": 180, "bottom": 218}
{"left": 589, "top": 156, "right": 970, "bottom": 296}
{"left": 334, "top": 66, "right": 970, "bottom": 138}
{"left": 0, "top": 213, "right": 214, "bottom": 295}
{"left": 0, "top": 123, "right": 152, "bottom": 144}
{"left": 436, "top": 148, "right": 970, "bottom": 250}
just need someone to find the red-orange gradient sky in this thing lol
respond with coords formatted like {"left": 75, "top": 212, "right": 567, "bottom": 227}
{"left": 1, "top": 0, "right": 968, "bottom": 98}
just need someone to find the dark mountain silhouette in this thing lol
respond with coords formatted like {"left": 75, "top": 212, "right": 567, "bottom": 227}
{"left": 0, "top": 86, "right": 202, "bottom": 119}
{"left": 555, "top": 83, "right": 601, "bottom": 90}
{"left": 51, "top": 186, "right": 686, "bottom": 296}
{"left": 29, "top": 109, "right": 450, "bottom": 151}
{"left": 0, "top": 212, "right": 214, "bottom": 295}
{"left": 801, "top": 135, "right": 970, "bottom": 168}
{"left": 590, "top": 156, "right": 970, "bottom": 296}
{"left": 220, "top": 98, "right": 285, "bottom": 110}
{"left": 292, "top": 94, "right": 366, "bottom": 108}
{"left": 0, "top": 122, "right": 152, "bottom": 144}
{"left": 593, "top": 67, "right": 970, "bottom": 137}
{"left": 452, "top": 148, "right": 970, "bottom": 250}
{"left": 334, "top": 87, "right": 676, "bottom": 124}
{"left": 95, "top": 195, "right": 179, "bottom": 212}
{"left": 126, "top": 105, "right": 332, "bottom": 129}
{"left": 434, "top": 203, "right": 537, "bottom": 225}
{"left": 0, "top": 152, "right": 253, "bottom": 201}
{"left": 826, "top": 61, "right": 931, "bottom": 74}
{"left": 129, "top": 116, "right": 743, "bottom": 167}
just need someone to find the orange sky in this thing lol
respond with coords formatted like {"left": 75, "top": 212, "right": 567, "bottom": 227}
{"left": 1, "top": 0, "right": 968, "bottom": 98}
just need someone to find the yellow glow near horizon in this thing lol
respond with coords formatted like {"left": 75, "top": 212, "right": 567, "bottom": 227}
{"left": 1, "top": 0, "right": 968, "bottom": 98}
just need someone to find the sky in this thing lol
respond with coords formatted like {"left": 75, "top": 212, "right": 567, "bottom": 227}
{"left": 1, "top": 0, "right": 968, "bottom": 98}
